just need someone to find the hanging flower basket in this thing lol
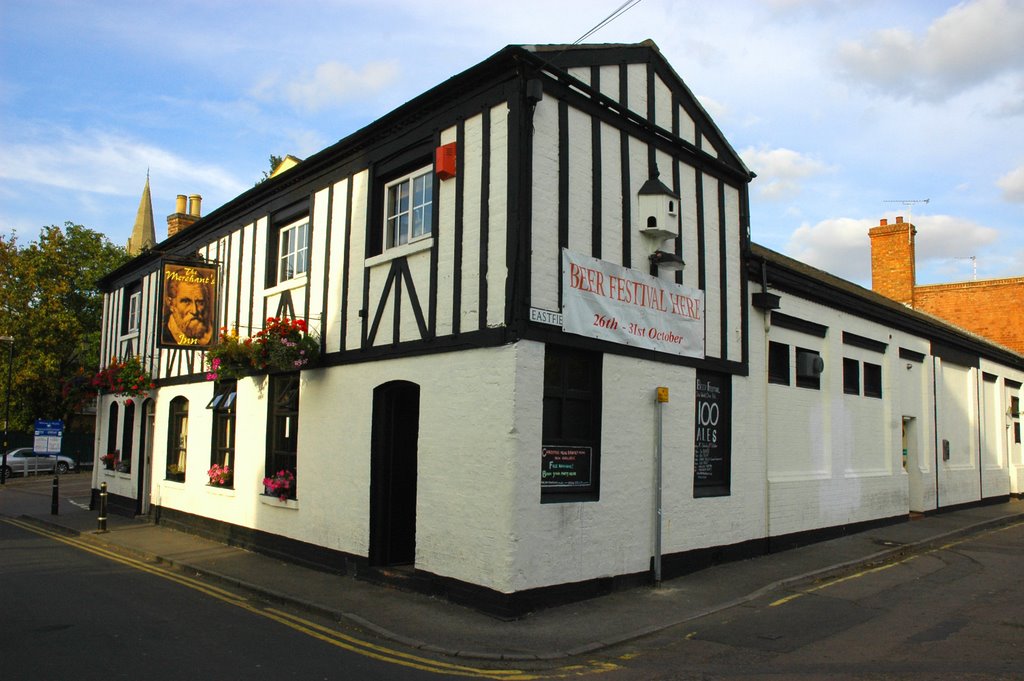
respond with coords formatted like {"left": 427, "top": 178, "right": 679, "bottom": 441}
{"left": 92, "top": 356, "right": 156, "bottom": 398}
{"left": 204, "top": 318, "right": 319, "bottom": 380}
{"left": 205, "top": 327, "right": 255, "bottom": 380}
{"left": 263, "top": 469, "right": 295, "bottom": 501}
{"left": 251, "top": 317, "right": 320, "bottom": 374}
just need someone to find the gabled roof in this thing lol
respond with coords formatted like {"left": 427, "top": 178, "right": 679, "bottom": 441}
{"left": 524, "top": 40, "right": 751, "bottom": 179}
{"left": 100, "top": 41, "right": 748, "bottom": 288}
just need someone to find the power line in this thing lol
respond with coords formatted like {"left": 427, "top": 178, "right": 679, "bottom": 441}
{"left": 573, "top": 0, "right": 644, "bottom": 44}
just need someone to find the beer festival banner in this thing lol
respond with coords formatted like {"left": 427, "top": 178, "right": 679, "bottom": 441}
{"left": 561, "top": 249, "right": 705, "bottom": 358}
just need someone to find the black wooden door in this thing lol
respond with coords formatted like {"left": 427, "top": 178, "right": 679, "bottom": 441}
{"left": 369, "top": 381, "right": 420, "bottom": 566}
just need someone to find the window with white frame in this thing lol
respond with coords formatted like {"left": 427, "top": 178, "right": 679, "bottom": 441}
{"left": 277, "top": 218, "right": 309, "bottom": 283}
{"left": 385, "top": 167, "right": 433, "bottom": 248}
{"left": 127, "top": 291, "right": 141, "bottom": 332}
{"left": 121, "top": 281, "right": 142, "bottom": 334}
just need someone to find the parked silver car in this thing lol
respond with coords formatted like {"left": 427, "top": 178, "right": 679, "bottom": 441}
{"left": 1, "top": 447, "right": 77, "bottom": 477}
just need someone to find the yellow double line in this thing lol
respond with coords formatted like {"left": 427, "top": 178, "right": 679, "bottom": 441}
{"left": 3, "top": 517, "right": 619, "bottom": 679}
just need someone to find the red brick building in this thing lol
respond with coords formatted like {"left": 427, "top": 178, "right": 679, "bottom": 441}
{"left": 869, "top": 216, "right": 1024, "bottom": 354}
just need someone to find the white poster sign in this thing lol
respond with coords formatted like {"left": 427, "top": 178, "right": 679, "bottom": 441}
{"left": 561, "top": 249, "right": 704, "bottom": 358}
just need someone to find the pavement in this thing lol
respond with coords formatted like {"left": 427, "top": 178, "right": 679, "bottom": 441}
{"left": 2, "top": 473, "right": 1022, "bottom": 661}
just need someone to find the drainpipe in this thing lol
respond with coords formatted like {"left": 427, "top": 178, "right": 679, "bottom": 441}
{"left": 932, "top": 357, "right": 941, "bottom": 510}
{"left": 976, "top": 368, "right": 984, "bottom": 500}
{"left": 761, "top": 261, "right": 772, "bottom": 544}
{"left": 653, "top": 387, "right": 667, "bottom": 585}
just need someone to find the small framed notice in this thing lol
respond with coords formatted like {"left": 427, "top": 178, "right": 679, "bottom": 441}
{"left": 541, "top": 446, "right": 593, "bottom": 491}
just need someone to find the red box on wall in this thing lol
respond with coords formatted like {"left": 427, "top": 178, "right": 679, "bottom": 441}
{"left": 435, "top": 142, "right": 457, "bottom": 180}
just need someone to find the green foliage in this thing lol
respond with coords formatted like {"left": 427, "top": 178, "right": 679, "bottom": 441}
{"left": 0, "top": 222, "right": 131, "bottom": 432}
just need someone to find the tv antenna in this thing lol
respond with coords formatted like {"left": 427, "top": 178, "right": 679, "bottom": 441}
{"left": 882, "top": 198, "right": 930, "bottom": 241}
{"left": 882, "top": 198, "right": 930, "bottom": 221}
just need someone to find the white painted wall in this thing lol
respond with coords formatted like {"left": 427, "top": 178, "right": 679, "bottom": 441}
{"left": 763, "top": 297, "right": 910, "bottom": 536}
{"left": 935, "top": 360, "right": 981, "bottom": 507}
{"left": 506, "top": 340, "right": 766, "bottom": 592}
{"left": 148, "top": 345, "right": 524, "bottom": 591}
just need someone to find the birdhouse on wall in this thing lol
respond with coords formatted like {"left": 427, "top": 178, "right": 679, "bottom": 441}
{"left": 638, "top": 173, "right": 679, "bottom": 241}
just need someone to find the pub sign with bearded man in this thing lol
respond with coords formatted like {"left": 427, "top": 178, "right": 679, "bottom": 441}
{"left": 159, "top": 260, "right": 219, "bottom": 350}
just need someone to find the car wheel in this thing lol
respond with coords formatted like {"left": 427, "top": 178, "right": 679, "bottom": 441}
{"left": 1, "top": 465, "right": 12, "bottom": 480}
{"left": 56, "top": 462, "right": 70, "bottom": 474}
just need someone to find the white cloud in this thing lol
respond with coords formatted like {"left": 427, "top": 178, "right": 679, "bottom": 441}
{"left": 837, "top": 0, "right": 1024, "bottom": 102}
{"left": 741, "top": 146, "right": 833, "bottom": 200}
{"left": 695, "top": 94, "right": 728, "bottom": 121}
{"left": 782, "top": 213, "right": 1002, "bottom": 286}
{"left": 997, "top": 165, "right": 1024, "bottom": 202}
{"left": 785, "top": 217, "right": 874, "bottom": 283}
{"left": 0, "top": 126, "right": 246, "bottom": 200}
{"left": 255, "top": 60, "right": 401, "bottom": 113}
{"left": 910, "top": 214, "right": 999, "bottom": 262}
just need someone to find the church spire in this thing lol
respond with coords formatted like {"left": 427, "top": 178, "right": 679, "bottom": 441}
{"left": 126, "top": 174, "right": 157, "bottom": 255}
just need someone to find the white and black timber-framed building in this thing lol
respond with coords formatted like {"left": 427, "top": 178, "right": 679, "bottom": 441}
{"left": 93, "top": 41, "right": 1024, "bottom": 617}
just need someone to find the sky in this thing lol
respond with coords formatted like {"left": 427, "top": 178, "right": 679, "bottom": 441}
{"left": 1, "top": 0, "right": 1021, "bottom": 288}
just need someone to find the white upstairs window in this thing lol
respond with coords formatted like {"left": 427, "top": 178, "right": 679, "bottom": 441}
{"left": 385, "top": 167, "right": 433, "bottom": 248}
{"left": 277, "top": 218, "right": 309, "bottom": 283}
{"left": 126, "top": 291, "right": 141, "bottom": 333}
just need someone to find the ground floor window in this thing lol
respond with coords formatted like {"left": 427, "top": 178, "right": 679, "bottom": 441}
{"left": 541, "top": 344, "right": 601, "bottom": 502}
{"left": 795, "top": 347, "right": 822, "bottom": 390}
{"left": 768, "top": 341, "right": 790, "bottom": 385}
{"left": 166, "top": 397, "right": 188, "bottom": 482}
{"left": 208, "top": 380, "right": 237, "bottom": 487}
{"left": 843, "top": 357, "right": 860, "bottom": 395}
{"left": 863, "top": 362, "right": 883, "bottom": 398}
{"left": 119, "top": 400, "right": 135, "bottom": 473}
{"left": 1013, "top": 396, "right": 1021, "bottom": 444}
{"left": 104, "top": 402, "right": 119, "bottom": 469}
{"left": 266, "top": 372, "right": 299, "bottom": 499}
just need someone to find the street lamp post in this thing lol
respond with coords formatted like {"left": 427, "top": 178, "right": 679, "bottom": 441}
{"left": 1, "top": 336, "right": 13, "bottom": 485}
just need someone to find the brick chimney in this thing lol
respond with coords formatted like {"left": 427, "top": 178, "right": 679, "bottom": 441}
{"left": 167, "top": 194, "right": 202, "bottom": 237}
{"left": 869, "top": 216, "right": 916, "bottom": 306}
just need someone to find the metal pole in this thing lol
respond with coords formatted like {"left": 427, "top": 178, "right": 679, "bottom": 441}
{"left": 654, "top": 392, "right": 664, "bottom": 585}
{"left": 0, "top": 337, "right": 13, "bottom": 486}
{"left": 51, "top": 475, "right": 59, "bottom": 515}
{"left": 97, "top": 482, "right": 108, "bottom": 532}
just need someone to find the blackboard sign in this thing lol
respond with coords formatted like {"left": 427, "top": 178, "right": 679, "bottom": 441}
{"left": 693, "top": 370, "right": 731, "bottom": 497}
{"left": 541, "top": 446, "right": 593, "bottom": 489}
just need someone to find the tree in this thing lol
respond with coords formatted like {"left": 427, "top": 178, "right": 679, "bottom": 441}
{"left": 0, "top": 223, "right": 130, "bottom": 433}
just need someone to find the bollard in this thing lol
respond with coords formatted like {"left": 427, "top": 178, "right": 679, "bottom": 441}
{"left": 51, "top": 474, "right": 59, "bottom": 515}
{"left": 97, "top": 482, "right": 108, "bottom": 533}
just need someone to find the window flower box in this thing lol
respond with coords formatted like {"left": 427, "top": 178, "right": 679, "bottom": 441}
{"left": 263, "top": 469, "right": 295, "bottom": 501}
